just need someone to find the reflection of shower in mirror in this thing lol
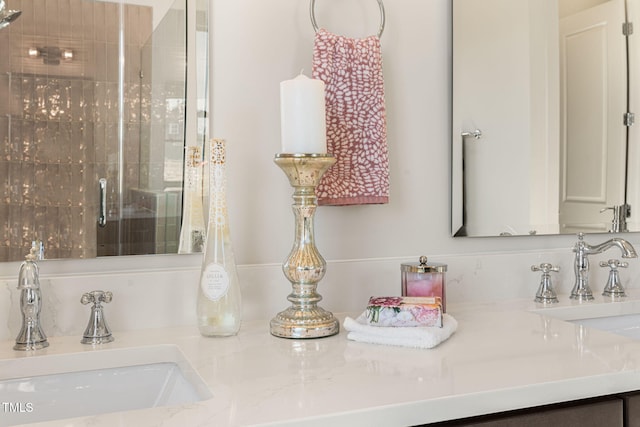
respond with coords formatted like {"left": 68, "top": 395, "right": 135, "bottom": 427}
{"left": 0, "top": 0, "right": 21, "bottom": 30}
{"left": 0, "top": 0, "right": 203, "bottom": 262}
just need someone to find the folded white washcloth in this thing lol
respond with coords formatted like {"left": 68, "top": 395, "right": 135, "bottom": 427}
{"left": 343, "top": 313, "right": 458, "bottom": 349}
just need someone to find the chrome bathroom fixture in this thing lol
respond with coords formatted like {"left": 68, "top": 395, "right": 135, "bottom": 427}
{"left": 570, "top": 233, "right": 637, "bottom": 301}
{"left": 0, "top": 1, "right": 21, "bottom": 30}
{"left": 14, "top": 248, "right": 49, "bottom": 351}
{"left": 310, "top": 0, "right": 385, "bottom": 38}
{"left": 81, "top": 290, "right": 114, "bottom": 344}
{"left": 461, "top": 129, "right": 483, "bottom": 140}
{"left": 27, "top": 46, "right": 74, "bottom": 65}
{"left": 531, "top": 263, "right": 560, "bottom": 304}
{"left": 600, "top": 204, "right": 630, "bottom": 233}
{"left": 270, "top": 153, "right": 339, "bottom": 339}
{"left": 98, "top": 178, "right": 107, "bottom": 228}
{"left": 600, "top": 259, "right": 629, "bottom": 298}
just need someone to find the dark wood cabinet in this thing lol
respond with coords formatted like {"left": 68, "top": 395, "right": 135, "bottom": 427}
{"left": 423, "top": 396, "right": 625, "bottom": 427}
{"left": 622, "top": 392, "right": 640, "bottom": 427}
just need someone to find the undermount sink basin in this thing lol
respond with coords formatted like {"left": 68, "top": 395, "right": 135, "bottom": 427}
{"left": 532, "top": 297, "right": 640, "bottom": 340}
{"left": 569, "top": 313, "right": 640, "bottom": 340}
{"left": 0, "top": 345, "right": 212, "bottom": 426}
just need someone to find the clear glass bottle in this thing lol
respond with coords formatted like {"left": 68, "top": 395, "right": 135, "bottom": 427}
{"left": 197, "top": 138, "right": 242, "bottom": 336}
{"left": 178, "top": 144, "right": 206, "bottom": 254}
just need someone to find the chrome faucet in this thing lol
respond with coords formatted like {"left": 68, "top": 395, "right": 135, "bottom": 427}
{"left": 81, "top": 290, "right": 114, "bottom": 345}
{"left": 570, "top": 233, "right": 637, "bottom": 301}
{"left": 14, "top": 248, "right": 49, "bottom": 351}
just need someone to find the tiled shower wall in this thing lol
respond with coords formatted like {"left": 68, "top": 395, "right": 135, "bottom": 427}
{"left": 0, "top": 0, "right": 151, "bottom": 261}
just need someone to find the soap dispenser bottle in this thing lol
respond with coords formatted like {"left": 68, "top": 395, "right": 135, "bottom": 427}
{"left": 196, "top": 138, "right": 242, "bottom": 336}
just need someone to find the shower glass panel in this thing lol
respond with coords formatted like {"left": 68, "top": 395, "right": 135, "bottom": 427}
{"left": 0, "top": 0, "right": 187, "bottom": 261}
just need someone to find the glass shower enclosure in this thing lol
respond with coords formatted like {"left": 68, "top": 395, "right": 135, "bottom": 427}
{"left": 0, "top": 0, "right": 191, "bottom": 261}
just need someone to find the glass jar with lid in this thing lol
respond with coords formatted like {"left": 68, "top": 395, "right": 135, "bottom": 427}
{"left": 401, "top": 256, "right": 447, "bottom": 312}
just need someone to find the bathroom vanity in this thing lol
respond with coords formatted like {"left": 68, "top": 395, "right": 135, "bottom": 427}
{"left": 4, "top": 292, "right": 640, "bottom": 426}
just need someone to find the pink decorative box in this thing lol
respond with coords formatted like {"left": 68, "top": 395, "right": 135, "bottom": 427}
{"left": 401, "top": 256, "right": 447, "bottom": 312}
{"left": 365, "top": 296, "right": 443, "bottom": 328}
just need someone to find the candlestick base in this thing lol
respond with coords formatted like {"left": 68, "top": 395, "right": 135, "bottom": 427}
{"left": 270, "top": 307, "right": 339, "bottom": 339}
{"left": 271, "top": 154, "right": 339, "bottom": 339}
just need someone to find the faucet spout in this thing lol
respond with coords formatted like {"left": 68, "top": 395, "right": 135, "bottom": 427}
{"left": 570, "top": 233, "right": 638, "bottom": 301}
{"left": 587, "top": 237, "right": 637, "bottom": 258}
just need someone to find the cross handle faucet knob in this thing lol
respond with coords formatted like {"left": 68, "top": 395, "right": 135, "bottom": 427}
{"left": 601, "top": 259, "right": 629, "bottom": 298}
{"left": 81, "top": 290, "right": 112, "bottom": 305}
{"left": 531, "top": 263, "right": 560, "bottom": 274}
{"left": 599, "top": 259, "right": 629, "bottom": 270}
{"left": 532, "top": 263, "right": 560, "bottom": 304}
{"left": 80, "top": 290, "right": 114, "bottom": 345}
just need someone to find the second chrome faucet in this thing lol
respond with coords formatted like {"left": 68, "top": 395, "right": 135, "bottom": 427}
{"left": 571, "top": 233, "right": 637, "bottom": 301}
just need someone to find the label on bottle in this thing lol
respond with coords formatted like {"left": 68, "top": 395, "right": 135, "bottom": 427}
{"left": 201, "top": 264, "right": 230, "bottom": 301}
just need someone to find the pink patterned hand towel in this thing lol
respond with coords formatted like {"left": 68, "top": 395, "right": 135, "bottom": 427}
{"left": 312, "top": 28, "right": 389, "bottom": 206}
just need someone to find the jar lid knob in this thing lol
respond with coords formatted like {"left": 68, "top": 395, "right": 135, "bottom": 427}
{"left": 419, "top": 255, "right": 428, "bottom": 265}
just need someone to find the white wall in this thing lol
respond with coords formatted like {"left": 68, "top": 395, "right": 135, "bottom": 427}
{"left": 453, "top": 0, "right": 533, "bottom": 236}
{"left": 3, "top": 0, "right": 638, "bottom": 341}
{"left": 212, "top": 0, "right": 579, "bottom": 259}
{"left": 453, "top": 0, "right": 560, "bottom": 236}
{"left": 529, "top": 0, "right": 560, "bottom": 234}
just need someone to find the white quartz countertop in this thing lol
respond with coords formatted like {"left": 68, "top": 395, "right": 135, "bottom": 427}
{"left": 6, "top": 294, "right": 640, "bottom": 427}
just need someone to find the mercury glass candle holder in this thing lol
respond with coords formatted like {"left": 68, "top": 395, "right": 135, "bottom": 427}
{"left": 270, "top": 153, "right": 339, "bottom": 339}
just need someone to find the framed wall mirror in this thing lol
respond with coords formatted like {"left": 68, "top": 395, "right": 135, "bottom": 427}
{"left": 0, "top": 0, "right": 208, "bottom": 261}
{"left": 452, "top": 0, "right": 640, "bottom": 237}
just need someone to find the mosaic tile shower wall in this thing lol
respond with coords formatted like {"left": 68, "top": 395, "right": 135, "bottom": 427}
{"left": 0, "top": 0, "right": 152, "bottom": 261}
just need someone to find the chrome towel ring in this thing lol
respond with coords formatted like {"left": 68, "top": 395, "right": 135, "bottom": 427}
{"left": 310, "top": 0, "right": 386, "bottom": 38}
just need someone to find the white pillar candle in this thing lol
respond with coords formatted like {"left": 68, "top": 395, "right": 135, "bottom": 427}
{"left": 280, "top": 73, "right": 327, "bottom": 154}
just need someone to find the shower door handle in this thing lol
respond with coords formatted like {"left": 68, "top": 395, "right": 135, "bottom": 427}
{"left": 98, "top": 178, "right": 107, "bottom": 228}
